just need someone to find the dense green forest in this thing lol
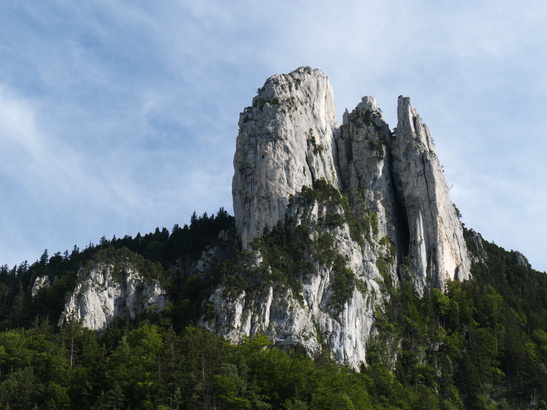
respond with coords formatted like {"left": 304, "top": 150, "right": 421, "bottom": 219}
{"left": 0, "top": 208, "right": 546, "bottom": 408}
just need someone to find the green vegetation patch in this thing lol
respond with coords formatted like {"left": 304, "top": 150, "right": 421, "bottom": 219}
{"left": 293, "top": 178, "right": 379, "bottom": 247}
{"left": 83, "top": 246, "right": 169, "bottom": 287}
{"left": 219, "top": 219, "right": 315, "bottom": 302}
{"left": 218, "top": 180, "right": 379, "bottom": 311}
{"left": 364, "top": 229, "right": 547, "bottom": 408}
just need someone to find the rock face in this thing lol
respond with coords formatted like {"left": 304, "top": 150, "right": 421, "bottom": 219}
{"left": 60, "top": 263, "right": 167, "bottom": 331}
{"left": 391, "top": 97, "right": 471, "bottom": 290}
{"left": 337, "top": 96, "right": 397, "bottom": 243}
{"left": 31, "top": 275, "right": 50, "bottom": 297}
{"left": 233, "top": 67, "right": 339, "bottom": 248}
{"left": 206, "top": 67, "right": 470, "bottom": 369}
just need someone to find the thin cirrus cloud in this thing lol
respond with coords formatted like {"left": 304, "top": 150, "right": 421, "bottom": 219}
{"left": 0, "top": 0, "right": 546, "bottom": 272}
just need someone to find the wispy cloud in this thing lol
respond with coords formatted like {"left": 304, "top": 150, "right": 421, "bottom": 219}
{"left": 0, "top": 0, "right": 546, "bottom": 270}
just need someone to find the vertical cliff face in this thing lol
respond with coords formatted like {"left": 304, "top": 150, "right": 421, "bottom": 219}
{"left": 209, "top": 67, "right": 470, "bottom": 368}
{"left": 233, "top": 66, "right": 339, "bottom": 248}
{"left": 391, "top": 97, "right": 471, "bottom": 290}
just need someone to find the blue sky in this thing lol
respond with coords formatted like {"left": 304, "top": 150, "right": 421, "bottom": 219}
{"left": 1, "top": 1, "right": 546, "bottom": 272}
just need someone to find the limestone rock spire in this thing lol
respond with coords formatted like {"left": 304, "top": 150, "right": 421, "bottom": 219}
{"left": 391, "top": 96, "right": 471, "bottom": 290}
{"left": 231, "top": 67, "right": 471, "bottom": 290}
{"left": 232, "top": 66, "right": 339, "bottom": 248}
{"left": 217, "top": 69, "right": 472, "bottom": 369}
{"left": 336, "top": 96, "right": 397, "bottom": 240}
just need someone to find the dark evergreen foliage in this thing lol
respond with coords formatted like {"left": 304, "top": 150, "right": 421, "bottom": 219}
{"left": 0, "top": 201, "right": 545, "bottom": 408}
{"left": 0, "top": 208, "right": 234, "bottom": 331}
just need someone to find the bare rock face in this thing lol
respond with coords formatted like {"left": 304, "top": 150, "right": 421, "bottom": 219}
{"left": 219, "top": 67, "right": 470, "bottom": 368}
{"left": 233, "top": 66, "right": 339, "bottom": 248}
{"left": 60, "top": 263, "right": 167, "bottom": 331}
{"left": 391, "top": 97, "right": 471, "bottom": 291}
{"left": 31, "top": 275, "right": 50, "bottom": 297}
{"left": 336, "top": 96, "right": 397, "bottom": 241}
{"left": 203, "top": 200, "right": 385, "bottom": 370}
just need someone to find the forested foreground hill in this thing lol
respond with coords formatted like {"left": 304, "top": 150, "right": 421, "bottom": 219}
{"left": 0, "top": 210, "right": 546, "bottom": 409}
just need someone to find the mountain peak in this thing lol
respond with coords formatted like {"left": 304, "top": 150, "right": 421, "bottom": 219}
{"left": 233, "top": 68, "right": 469, "bottom": 289}
{"left": 217, "top": 68, "right": 471, "bottom": 368}
{"left": 392, "top": 95, "right": 470, "bottom": 288}
{"left": 233, "top": 67, "right": 338, "bottom": 248}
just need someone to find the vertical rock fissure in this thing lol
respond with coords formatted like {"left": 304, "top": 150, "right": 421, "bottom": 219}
{"left": 304, "top": 145, "right": 316, "bottom": 184}
{"left": 420, "top": 154, "right": 435, "bottom": 280}
{"left": 331, "top": 128, "right": 343, "bottom": 187}
{"left": 421, "top": 155, "right": 436, "bottom": 223}
{"left": 387, "top": 140, "right": 410, "bottom": 278}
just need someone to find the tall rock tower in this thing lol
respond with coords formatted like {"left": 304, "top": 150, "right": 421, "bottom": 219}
{"left": 233, "top": 67, "right": 339, "bottom": 248}
{"left": 391, "top": 97, "right": 471, "bottom": 290}
{"left": 336, "top": 96, "right": 398, "bottom": 246}
{"left": 209, "top": 67, "right": 470, "bottom": 368}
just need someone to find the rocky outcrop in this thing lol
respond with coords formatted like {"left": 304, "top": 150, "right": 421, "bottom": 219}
{"left": 391, "top": 97, "right": 470, "bottom": 290}
{"left": 232, "top": 67, "right": 469, "bottom": 288}
{"left": 203, "top": 199, "right": 386, "bottom": 369}
{"left": 233, "top": 67, "right": 339, "bottom": 248}
{"left": 60, "top": 263, "right": 167, "bottom": 331}
{"left": 213, "top": 67, "right": 471, "bottom": 368}
{"left": 337, "top": 96, "right": 397, "bottom": 242}
{"left": 31, "top": 275, "right": 50, "bottom": 297}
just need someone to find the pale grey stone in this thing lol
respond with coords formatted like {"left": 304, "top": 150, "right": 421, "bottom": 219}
{"left": 233, "top": 66, "right": 339, "bottom": 248}
{"left": 223, "top": 68, "right": 471, "bottom": 369}
{"left": 391, "top": 96, "right": 471, "bottom": 291}
{"left": 59, "top": 263, "right": 167, "bottom": 331}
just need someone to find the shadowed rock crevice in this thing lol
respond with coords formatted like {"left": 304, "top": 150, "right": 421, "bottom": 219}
{"left": 389, "top": 163, "right": 411, "bottom": 274}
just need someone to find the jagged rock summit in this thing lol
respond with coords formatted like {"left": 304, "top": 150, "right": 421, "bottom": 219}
{"left": 392, "top": 97, "right": 470, "bottom": 289}
{"left": 209, "top": 66, "right": 471, "bottom": 368}
{"left": 233, "top": 66, "right": 470, "bottom": 290}
{"left": 233, "top": 67, "right": 339, "bottom": 249}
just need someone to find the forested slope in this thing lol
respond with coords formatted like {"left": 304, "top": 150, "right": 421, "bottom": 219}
{"left": 0, "top": 210, "right": 545, "bottom": 408}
